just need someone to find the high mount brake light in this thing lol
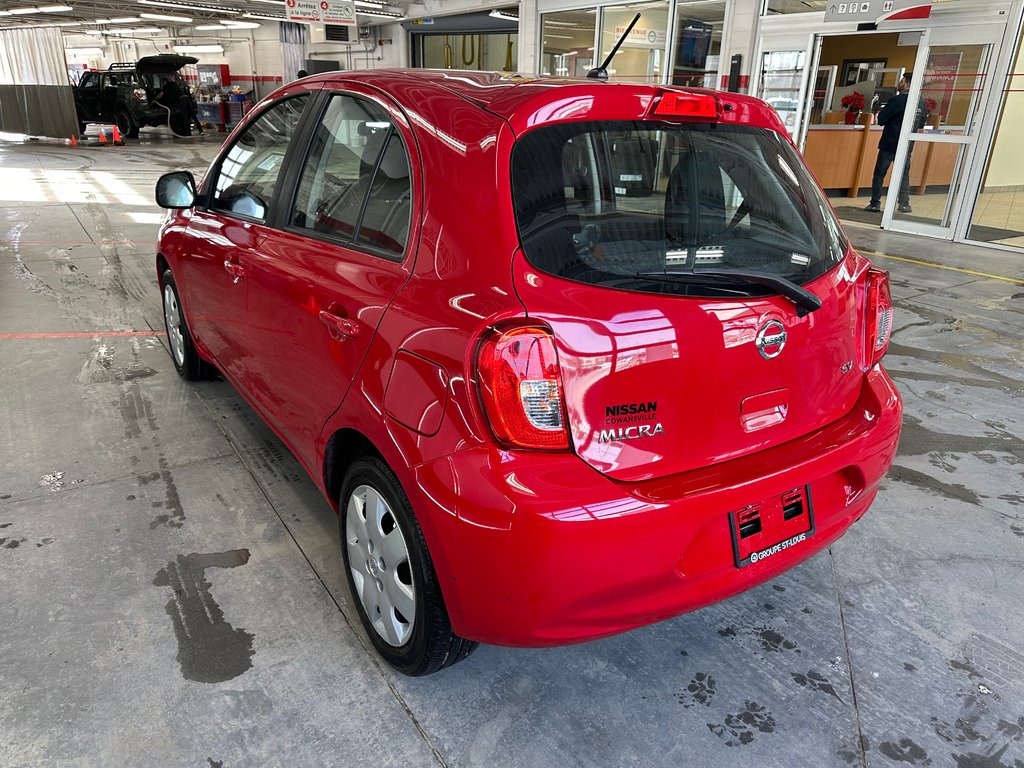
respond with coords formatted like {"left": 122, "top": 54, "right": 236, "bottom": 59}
{"left": 651, "top": 91, "right": 719, "bottom": 121}
{"left": 476, "top": 324, "right": 569, "bottom": 451}
{"left": 865, "top": 267, "right": 893, "bottom": 368}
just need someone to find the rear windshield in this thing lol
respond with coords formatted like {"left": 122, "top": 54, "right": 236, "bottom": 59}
{"left": 511, "top": 121, "right": 847, "bottom": 298}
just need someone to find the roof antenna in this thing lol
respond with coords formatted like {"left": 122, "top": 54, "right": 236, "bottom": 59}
{"left": 586, "top": 13, "right": 641, "bottom": 80}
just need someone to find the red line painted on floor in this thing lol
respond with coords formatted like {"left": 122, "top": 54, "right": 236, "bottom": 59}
{"left": 0, "top": 240, "right": 132, "bottom": 246}
{"left": 0, "top": 331, "right": 166, "bottom": 339}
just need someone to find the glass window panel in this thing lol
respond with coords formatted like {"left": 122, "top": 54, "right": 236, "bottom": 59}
{"left": 916, "top": 44, "right": 990, "bottom": 134}
{"left": 211, "top": 95, "right": 307, "bottom": 221}
{"left": 541, "top": 10, "right": 596, "bottom": 78}
{"left": 892, "top": 142, "right": 969, "bottom": 228}
{"left": 291, "top": 94, "right": 411, "bottom": 258}
{"left": 970, "top": 30, "right": 1024, "bottom": 247}
{"left": 511, "top": 121, "right": 847, "bottom": 296}
{"left": 420, "top": 33, "right": 517, "bottom": 70}
{"left": 758, "top": 50, "right": 806, "bottom": 136}
{"left": 600, "top": 3, "right": 670, "bottom": 84}
{"left": 671, "top": 0, "right": 726, "bottom": 88}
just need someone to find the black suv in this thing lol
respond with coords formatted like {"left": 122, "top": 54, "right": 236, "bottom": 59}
{"left": 74, "top": 54, "right": 198, "bottom": 138}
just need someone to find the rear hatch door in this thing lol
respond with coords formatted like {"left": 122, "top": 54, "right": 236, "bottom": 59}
{"left": 510, "top": 116, "right": 865, "bottom": 483}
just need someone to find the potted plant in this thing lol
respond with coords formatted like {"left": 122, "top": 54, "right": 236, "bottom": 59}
{"left": 841, "top": 91, "right": 865, "bottom": 125}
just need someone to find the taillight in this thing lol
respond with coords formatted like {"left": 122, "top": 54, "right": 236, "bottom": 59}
{"left": 475, "top": 323, "right": 569, "bottom": 451}
{"left": 864, "top": 267, "right": 893, "bottom": 368}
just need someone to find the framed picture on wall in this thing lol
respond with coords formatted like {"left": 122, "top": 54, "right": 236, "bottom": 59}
{"left": 841, "top": 58, "right": 888, "bottom": 86}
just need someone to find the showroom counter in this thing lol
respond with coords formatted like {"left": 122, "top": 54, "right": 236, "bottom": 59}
{"left": 803, "top": 123, "right": 961, "bottom": 198}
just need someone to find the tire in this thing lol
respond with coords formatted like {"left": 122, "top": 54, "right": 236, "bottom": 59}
{"left": 169, "top": 112, "right": 191, "bottom": 137}
{"left": 115, "top": 109, "right": 138, "bottom": 139}
{"left": 340, "top": 456, "right": 477, "bottom": 676}
{"left": 161, "top": 268, "right": 213, "bottom": 381}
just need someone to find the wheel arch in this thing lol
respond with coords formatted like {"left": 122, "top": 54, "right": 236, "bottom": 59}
{"left": 323, "top": 427, "right": 381, "bottom": 511}
{"left": 322, "top": 422, "right": 469, "bottom": 633}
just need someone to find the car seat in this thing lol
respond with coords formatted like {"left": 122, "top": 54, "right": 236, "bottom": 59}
{"left": 664, "top": 144, "right": 727, "bottom": 248}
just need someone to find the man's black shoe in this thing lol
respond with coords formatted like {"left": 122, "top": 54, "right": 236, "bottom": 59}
{"left": 898, "top": 204, "right": 912, "bottom": 213}
{"left": 864, "top": 203, "right": 881, "bottom": 213}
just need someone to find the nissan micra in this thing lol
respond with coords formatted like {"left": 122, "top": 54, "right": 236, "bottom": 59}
{"left": 154, "top": 69, "right": 902, "bottom": 676}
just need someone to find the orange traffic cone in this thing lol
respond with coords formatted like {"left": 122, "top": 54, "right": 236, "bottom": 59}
{"left": 69, "top": 135, "right": 78, "bottom": 147}
{"left": 98, "top": 128, "right": 108, "bottom": 145}
{"left": 112, "top": 124, "right": 124, "bottom": 146}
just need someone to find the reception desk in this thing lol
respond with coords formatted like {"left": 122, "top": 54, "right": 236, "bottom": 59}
{"left": 803, "top": 123, "right": 961, "bottom": 197}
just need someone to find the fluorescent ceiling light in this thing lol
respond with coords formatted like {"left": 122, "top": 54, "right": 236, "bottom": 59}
{"left": 545, "top": 33, "right": 572, "bottom": 39}
{"left": 488, "top": 10, "right": 518, "bottom": 21}
{"left": 356, "top": 9, "right": 401, "bottom": 17}
{"left": 65, "top": 46, "right": 104, "bottom": 54}
{"left": 193, "top": 22, "right": 225, "bottom": 28}
{"left": 173, "top": 43, "right": 224, "bottom": 52}
{"left": 105, "top": 26, "right": 162, "bottom": 32}
{"left": 94, "top": 16, "right": 141, "bottom": 22}
{"left": 137, "top": 0, "right": 240, "bottom": 14}
{"left": 222, "top": 19, "right": 260, "bottom": 27}
{"left": 140, "top": 11, "right": 192, "bottom": 21}
{"left": 355, "top": 0, "right": 383, "bottom": 7}
{"left": 241, "top": 11, "right": 282, "bottom": 18}
{"left": 38, "top": 4, "right": 73, "bottom": 9}
{"left": 9, "top": 8, "right": 42, "bottom": 14}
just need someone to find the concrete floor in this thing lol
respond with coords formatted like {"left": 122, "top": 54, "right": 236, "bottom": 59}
{"left": 1, "top": 135, "right": 1022, "bottom": 768}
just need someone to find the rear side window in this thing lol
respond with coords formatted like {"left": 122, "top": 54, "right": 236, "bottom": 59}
{"left": 511, "top": 121, "right": 846, "bottom": 296}
{"left": 290, "top": 94, "right": 412, "bottom": 258}
{"left": 210, "top": 95, "right": 308, "bottom": 222}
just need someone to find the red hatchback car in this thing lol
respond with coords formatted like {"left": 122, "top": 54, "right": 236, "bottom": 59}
{"left": 155, "top": 69, "right": 902, "bottom": 675}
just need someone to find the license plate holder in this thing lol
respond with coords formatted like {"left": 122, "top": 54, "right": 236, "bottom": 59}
{"left": 728, "top": 484, "right": 815, "bottom": 568}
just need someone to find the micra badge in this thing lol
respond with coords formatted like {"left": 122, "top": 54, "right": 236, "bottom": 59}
{"left": 597, "top": 423, "right": 665, "bottom": 443}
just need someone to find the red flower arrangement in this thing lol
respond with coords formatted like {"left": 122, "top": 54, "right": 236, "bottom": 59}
{"left": 841, "top": 91, "right": 865, "bottom": 111}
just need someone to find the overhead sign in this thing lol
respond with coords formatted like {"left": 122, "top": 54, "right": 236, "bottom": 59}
{"left": 824, "top": 0, "right": 931, "bottom": 24}
{"left": 286, "top": 0, "right": 356, "bottom": 25}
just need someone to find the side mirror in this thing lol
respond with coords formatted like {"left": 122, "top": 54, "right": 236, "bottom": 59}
{"left": 155, "top": 171, "right": 197, "bottom": 209}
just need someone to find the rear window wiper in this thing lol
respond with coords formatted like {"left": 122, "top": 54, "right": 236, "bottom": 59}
{"left": 637, "top": 268, "right": 822, "bottom": 316}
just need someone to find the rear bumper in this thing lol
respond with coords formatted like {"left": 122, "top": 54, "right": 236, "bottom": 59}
{"left": 412, "top": 367, "right": 901, "bottom": 647}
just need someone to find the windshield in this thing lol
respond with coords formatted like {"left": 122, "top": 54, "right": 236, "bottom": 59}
{"left": 511, "top": 121, "right": 847, "bottom": 298}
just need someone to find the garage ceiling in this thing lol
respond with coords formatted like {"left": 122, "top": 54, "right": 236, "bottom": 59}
{"left": 0, "top": 0, "right": 410, "bottom": 30}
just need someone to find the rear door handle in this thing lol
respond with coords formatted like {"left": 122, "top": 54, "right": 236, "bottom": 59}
{"left": 319, "top": 310, "right": 360, "bottom": 340}
{"left": 223, "top": 260, "right": 246, "bottom": 283}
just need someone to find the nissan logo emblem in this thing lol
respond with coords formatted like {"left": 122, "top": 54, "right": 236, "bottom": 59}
{"left": 755, "top": 320, "right": 787, "bottom": 360}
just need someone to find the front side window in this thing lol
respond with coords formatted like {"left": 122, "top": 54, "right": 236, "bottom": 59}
{"left": 511, "top": 120, "right": 847, "bottom": 297}
{"left": 290, "top": 94, "right": 412, "bottom": 258}
{"left": 211, "top": 95, "right": 308, "bottom": 222}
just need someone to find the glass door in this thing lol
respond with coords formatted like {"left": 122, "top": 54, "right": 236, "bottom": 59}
{"left": 755, "top": 29, "right": 815, "bottom": 143}
{"left": 883, "top": 27, "right": 1001, "bottom": 238}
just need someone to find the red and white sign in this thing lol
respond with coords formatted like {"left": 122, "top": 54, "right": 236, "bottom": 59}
{"left": 286, "top": 0, "right": 355, "bottom": 25}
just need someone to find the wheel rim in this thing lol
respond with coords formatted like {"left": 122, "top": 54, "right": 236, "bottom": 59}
{"left": 163, "top": 283, "right": 186, "bottom": 367}
{"left": 346, "top": 484, "right": 415, "bottom": 648}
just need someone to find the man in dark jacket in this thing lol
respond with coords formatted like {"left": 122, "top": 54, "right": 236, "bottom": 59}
{"left": 865, "top": 72, "right": 924, "bottom": 214}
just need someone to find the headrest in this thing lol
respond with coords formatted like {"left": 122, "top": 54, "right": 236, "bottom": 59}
{"left": 377, "top": 138, "right": 409, "bottom": 180}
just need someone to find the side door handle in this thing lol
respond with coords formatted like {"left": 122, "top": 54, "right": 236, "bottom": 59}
{"left": 223, "top": 260, "right": 246, "bottom": 283}
{"left": 319, "top": 310, "right": 360, "bottom": 340}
